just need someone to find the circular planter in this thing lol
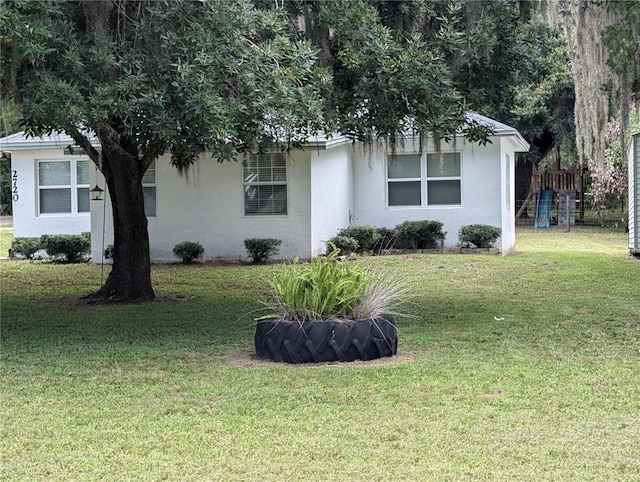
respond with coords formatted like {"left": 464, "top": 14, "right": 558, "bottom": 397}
{"left": 255, "top": 315, "right": 397, "bottom": 364}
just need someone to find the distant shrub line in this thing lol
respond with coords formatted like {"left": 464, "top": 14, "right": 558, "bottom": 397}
{"left": 10, "top": 223, "right": 501, "bottom": 264}
{"left": 12, "top": 232, "right": 91, "bottom": 263}
{"left": 327, "top": 222, "right": 501, "bottom": 254}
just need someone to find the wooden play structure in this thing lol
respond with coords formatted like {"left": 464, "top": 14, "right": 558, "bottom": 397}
{"left": 516, "top": 146, "right": 586, "bottom": 226}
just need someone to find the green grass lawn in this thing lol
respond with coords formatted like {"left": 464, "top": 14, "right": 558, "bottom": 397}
{"left": 0, "top": 217, "right": 12, "bottom": 257}
{"left": 2, "top": 226, "right": 639, "bottom": 481}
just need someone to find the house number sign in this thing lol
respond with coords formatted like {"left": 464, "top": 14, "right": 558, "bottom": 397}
{"left": 12, "top": 170, "right": 19, "bottom": 201}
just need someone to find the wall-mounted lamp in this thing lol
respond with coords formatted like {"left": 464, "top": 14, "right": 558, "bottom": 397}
{"left": 90, "top": 184, "right": 105, "bottom": 201}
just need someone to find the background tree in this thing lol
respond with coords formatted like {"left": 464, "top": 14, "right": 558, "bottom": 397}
{"left": 559, "top": 0, "right": 640, "bottom": 214}
{"left": 277, "top": 0, "right": 494, "bottom": 146}
{"left": 300, "top": 0, "right": 576, "bottom": 216}
{"left": 446, "top": 1, "right": 576, "bottom": 217}
{"left": 1, "top": 0, "right": 327, "bottom": 300}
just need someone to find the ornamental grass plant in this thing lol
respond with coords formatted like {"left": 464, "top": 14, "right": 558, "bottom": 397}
{"left": 269, "top": 247, "right": 407, "bottom": 322}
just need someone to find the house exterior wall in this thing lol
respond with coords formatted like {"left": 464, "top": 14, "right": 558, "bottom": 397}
{"left": 629, "top": 133, "right": 639, "bottom": 254}
{"left": 351, "top": 137, "right": 514, "bottom": 252}
{"left": 2, "top": 120, "right": 526, "bottom": 262}
{"left": 10, "top": 148, "right": 91, "bottom": 238}
{"left": 309, "top": 143, "right": 353, "bottom": 257}
{"left": 499, "top": 137, "right": 518, "bottom": 254}
{"left": 92, "top": 151, "right": 313, "bottom": 263}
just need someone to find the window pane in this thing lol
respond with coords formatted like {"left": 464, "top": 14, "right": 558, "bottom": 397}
{"left": 258, "top": 167, "right": 272, "bottom": 182}
{"left": 245, "top": 153, "right": 286, "bottom": 182}
{"left": 244, "top": 196, "right": 258, "bottom": 215}
{"left": 243, "top": 153, "right": 287, "bottom": 215}
{"left": 388, "top": 155, "right": 421, "bottom": 179}
{"left": 271, "top": 185, "right": 287, "bottom": 214}
{"left": 272, "top": 154, "right": 286, "bottom": 168}
{"left": 272, "top": 167, "right": 286, "bottom": 181}
{"left": 244, "top": 184, "right": 287, "bottom": 215}
{"left": 143, "top": 187, "right": 156, "bottom": 217}
{"left": 427, "top": 180, "right": 461, "bottom": 205}
{"left": 40, "top": 189, "right": 71, "bottom": 213}
{"left": 77, "top": 187, "right": 90, "bottom": 213}
{"left": 243, "top": 157, "right": 258, "bottom": 180}
{"left": 76, "top": 160, "right": 90, "bottom": 185}
{"left": 39, "top": 162, "right": 70, "bottom": 185}
{"left": 142, "top": 161, "right": 156, "bottom": 184}
{"left": 427, "top": 153, "right": 460, "bottom": 177}
{"left": 388, "top": 181, "right": 421, "bottom": 206}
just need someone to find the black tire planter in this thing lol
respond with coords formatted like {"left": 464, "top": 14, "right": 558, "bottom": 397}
{"left": 255, "top": 315, "right": 397, "bottom": 364}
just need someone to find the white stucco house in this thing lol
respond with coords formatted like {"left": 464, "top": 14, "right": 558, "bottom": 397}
{"left": 0, "top": 113, "right": 529, "bottom": 261}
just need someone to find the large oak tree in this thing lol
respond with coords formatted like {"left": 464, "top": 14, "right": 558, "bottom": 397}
{"left": 2, "top": 0, "right": 327, "bottom": 300}
{"left": 2, "top": 0, "right": 493, "bottom": 300}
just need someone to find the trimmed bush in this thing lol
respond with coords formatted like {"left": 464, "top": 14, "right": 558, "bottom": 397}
{"left": 40, "top": 234, "right": 91, "bottom": 263}
{"left": 395, "top": 220, "right": 446, "bottom": 249}
{"left": 173, "top": 241, "right": 204, "bottom": 264}
{"left": 11, "top": 237, "right": 42, "bottom": 259}
{"left": 326, "top": 235, "right": 359, "bottom": 255}
{"left": 244, "top": 238, "right": 281, "bottom": 263}
{"left": 458, "top": 224, "right": 501, "bottom": 248}
{"left": 335, "top": 225, "right": 381, "bottom": 252}
{"left": 373, "top": 227, "right": 397, "bottom": 251}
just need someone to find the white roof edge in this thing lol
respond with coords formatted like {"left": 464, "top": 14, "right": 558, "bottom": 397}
{"left": 0, "top": 131, "right": 100, "bottom": 151}
{"left": 302, "top": 135, "right": 351, "bottom": 150}
{"left": 1, "top": 112, "right": 530, "bottom": 152}
{"left": 512, "top": 133, "right": 531, "bottom": 152}
{"left": 462, "top": 112, "right": 530, "bottom": 151}
{"left": 491, "top": 130, "right": 530, "bottom": 151}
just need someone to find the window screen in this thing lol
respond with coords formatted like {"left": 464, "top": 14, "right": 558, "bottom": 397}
{"left": 387, "top": 155, "right": 422, "bottom": 206}
{"left": 244, "top": 153, "right": 287, "bottom": 215}
{"left": 426, "top": 153, "right": 461, "bottom": 205}
{"left": 142, "top": 161, "right": 157, "bottom": 217}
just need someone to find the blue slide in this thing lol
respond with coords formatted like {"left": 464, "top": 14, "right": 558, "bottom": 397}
{"left": 535, "top": 189, "right": 554, "bottom": 228}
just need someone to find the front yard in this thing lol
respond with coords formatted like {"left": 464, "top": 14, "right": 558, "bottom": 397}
{"left": 1, "top": 226, "right": 638, "bottom": 481}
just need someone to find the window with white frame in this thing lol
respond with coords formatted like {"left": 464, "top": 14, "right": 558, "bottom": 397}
{"left": 38, "top": 159, "right": 90, "bottom": 214}
{"left": 387, "top": 154, "right": 422, "bottom": 206}
{"left": 387, "top": 152, "right": 461, "bottom": 207}
{"left": 142, "top": 160, "right": 156, "bottom": 217}
{"left": 243, "top": 153, "right": 287, "bottom": 215}
{"left": 426, "top": 153, "right": 461, "bottom": 205}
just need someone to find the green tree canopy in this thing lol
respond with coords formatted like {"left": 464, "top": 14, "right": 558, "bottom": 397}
{"left": 278, "top": 0, "right": 494, "bottom": 145}
{"left": 1, "top": 0, "right": 328, "bottom": 299}
{"left": 3, "top": 0, "right": 554, "bottom": 300}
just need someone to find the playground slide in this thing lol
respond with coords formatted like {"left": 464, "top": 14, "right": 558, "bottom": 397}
{"left": 535, "top": 189, "right": 554, "bottom": 228}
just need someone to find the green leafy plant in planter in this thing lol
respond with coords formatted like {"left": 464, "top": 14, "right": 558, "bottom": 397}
{"left": 255, "top": 247, "right": 407, "bottom": 363}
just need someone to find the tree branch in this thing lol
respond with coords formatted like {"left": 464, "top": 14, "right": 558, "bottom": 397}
{"left": 67, "top": 127, "right": 101, "bottom": 168}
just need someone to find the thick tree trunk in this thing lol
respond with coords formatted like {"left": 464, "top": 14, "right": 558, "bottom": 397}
{"left": 92, "top": 140, "right": 155, "bottom": 301}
